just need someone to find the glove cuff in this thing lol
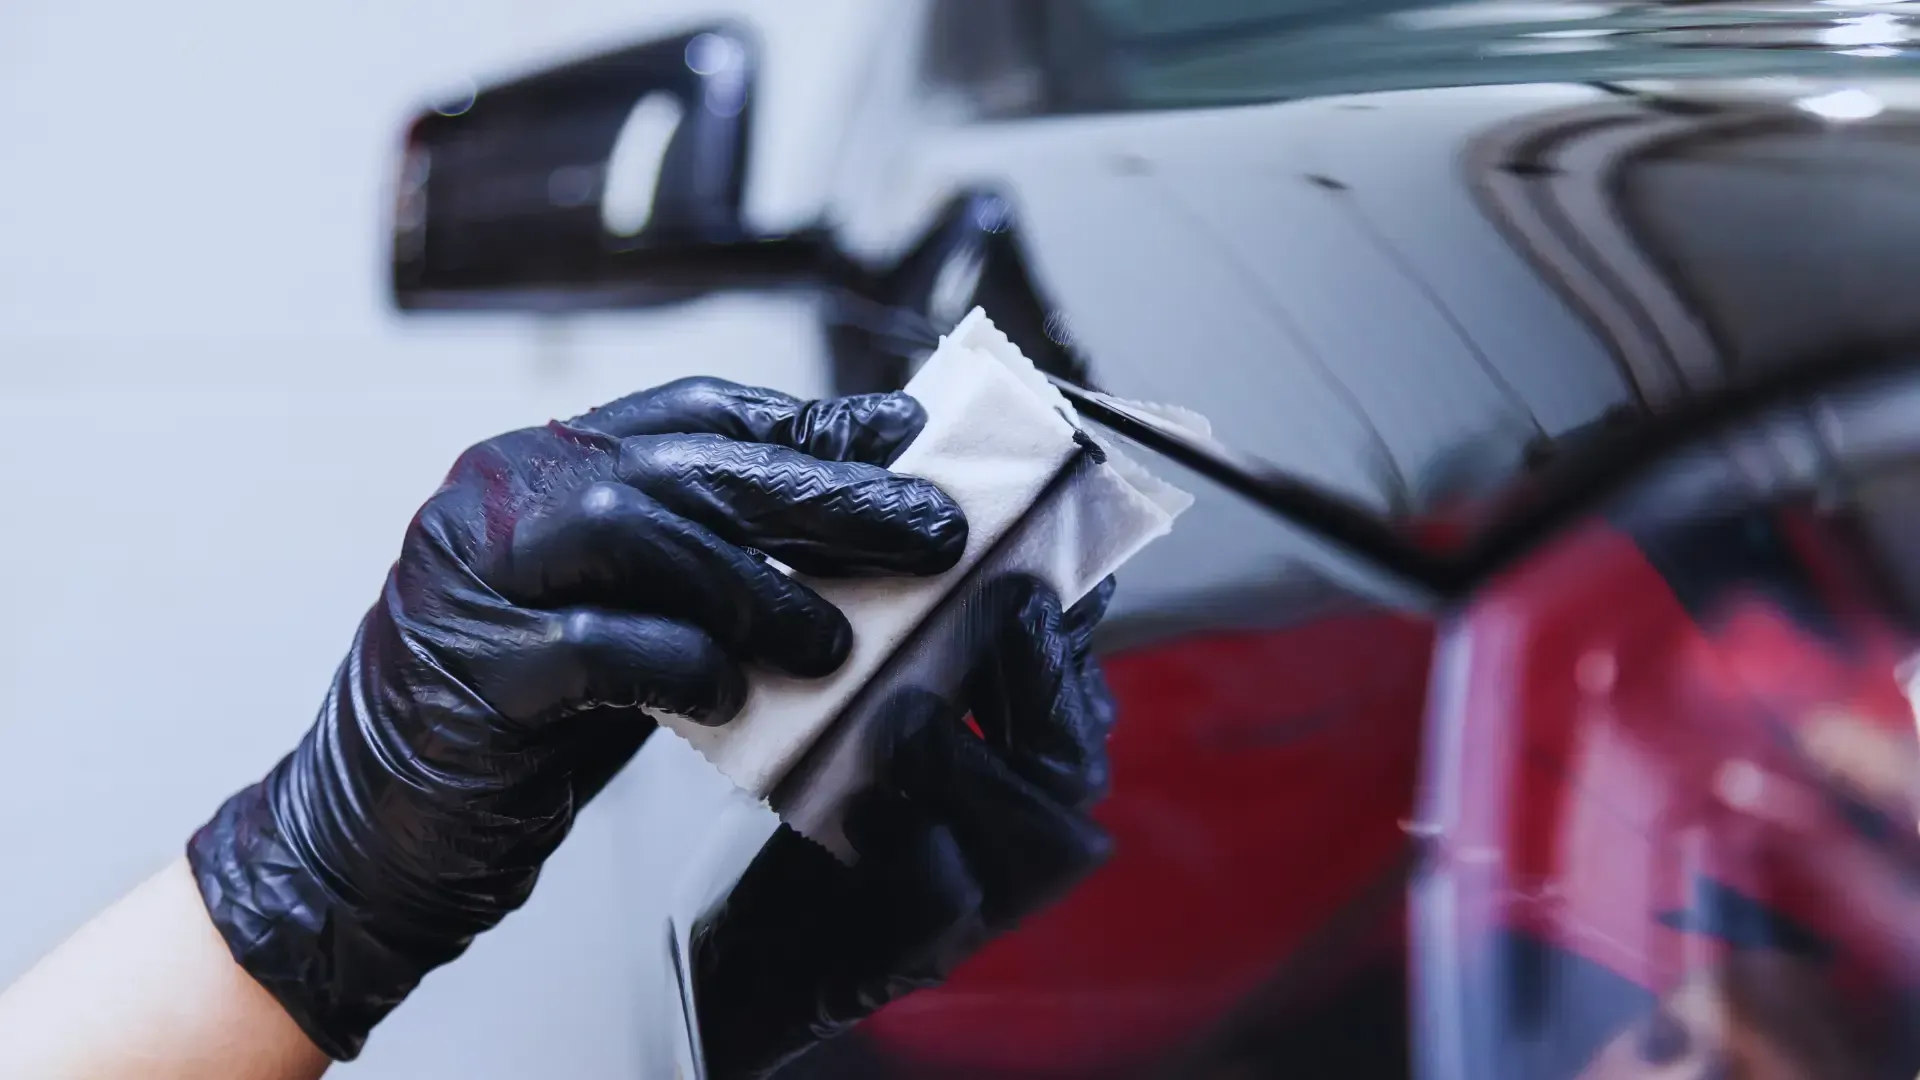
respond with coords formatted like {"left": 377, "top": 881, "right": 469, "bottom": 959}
{"left": 186, "top": 766, "right": 430, "bottom": 1061}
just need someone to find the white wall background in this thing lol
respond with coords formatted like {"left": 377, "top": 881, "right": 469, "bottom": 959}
{"left": 0, "top": 1, "right": 884, "bottom": 1075}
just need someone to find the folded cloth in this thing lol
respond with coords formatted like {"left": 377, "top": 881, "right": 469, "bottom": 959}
{"left": 653, "top": 307, "right": 1195, "bottom": 855}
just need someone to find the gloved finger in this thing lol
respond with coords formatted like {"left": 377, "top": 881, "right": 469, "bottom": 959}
{"left": 842, "top": 790, "right": 990, "bottom": 979}
{"left": 570, "top": 377, "right": 928, "bottom": 467}
{"left": 692, "top": 804, "right": 983, "bottom": 1080}
{"left": 474, "top": 607, "right": 747, "bottom": 727}
{"left": 501, "top": 481, "right": 852, "bottom": 678}
{"left": 617, "top": 435, "right": 967, "bottom": 577}
{"left": 883, "top": 695, "right": 1113, "bottom": 930}
{"left": 962, "top": 575, "right": 1115, "bottom": 808}
{"left": 1062, "top": 575, "right": 1118, "bottom": 658}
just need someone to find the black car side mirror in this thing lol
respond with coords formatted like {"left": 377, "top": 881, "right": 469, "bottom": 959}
{"left": 391, "top": 24, "right": 828, "bottom": 311}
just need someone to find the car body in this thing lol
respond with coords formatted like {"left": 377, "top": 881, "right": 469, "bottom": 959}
{"left": 392, "top": 3, "right": 1920, "bottom": 1076}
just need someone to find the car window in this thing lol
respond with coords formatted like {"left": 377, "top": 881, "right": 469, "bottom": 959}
{"left": 1080, "top": 0, "right": 1360, "bottom": 37}
{"left": 921, "top": 0, "right": 1899, "bottom": 116}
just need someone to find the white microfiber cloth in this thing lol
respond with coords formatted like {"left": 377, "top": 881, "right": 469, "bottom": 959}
{"left": 653, "top": 307, "right": 1196, "bottom": 856}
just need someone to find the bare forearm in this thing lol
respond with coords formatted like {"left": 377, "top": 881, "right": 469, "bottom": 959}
{"left": 0, "top": 857, "right": 329, "bottom": 1080}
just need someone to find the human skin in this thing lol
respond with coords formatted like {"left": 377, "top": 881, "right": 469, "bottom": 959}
{"left": 0, "top": 857, "right": 331, "bottom": 1080}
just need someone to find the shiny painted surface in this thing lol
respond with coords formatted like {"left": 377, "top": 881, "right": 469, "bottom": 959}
{"left": 1417, "top": 395, "right": 1920, "bottom": 1078}
{"left": 390, "top": 1, "right": 1920, "bottom": 1075}
{"left": 802, "top": 2, "right": 1920, "bottom": 1077}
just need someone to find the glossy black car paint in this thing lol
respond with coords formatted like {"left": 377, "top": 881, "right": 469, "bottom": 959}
{"left": 810, "top": 2, "right": 1920, "bottom": 642}
{"left": 391, "top": 2, "right": 1920, "bottom": 1076}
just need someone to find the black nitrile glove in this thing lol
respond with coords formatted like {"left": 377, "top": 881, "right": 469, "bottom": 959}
{"left": 187, "top": 377, "right": 967, "bottom": 1061}
{"left": 693, "top": 575, "right": 1119, "bottom": 1080}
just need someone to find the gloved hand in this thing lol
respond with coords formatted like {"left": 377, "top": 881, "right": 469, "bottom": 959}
{"left": 692, "top": 575, "right": 1118, "bottom": 1080}
{"left": 187, "top": 378, "right": 967, "bottom": 1060}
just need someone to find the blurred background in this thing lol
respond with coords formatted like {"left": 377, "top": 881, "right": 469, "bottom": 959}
{"left": 0, "top": 2, "right": 883, "bottom": 1075}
